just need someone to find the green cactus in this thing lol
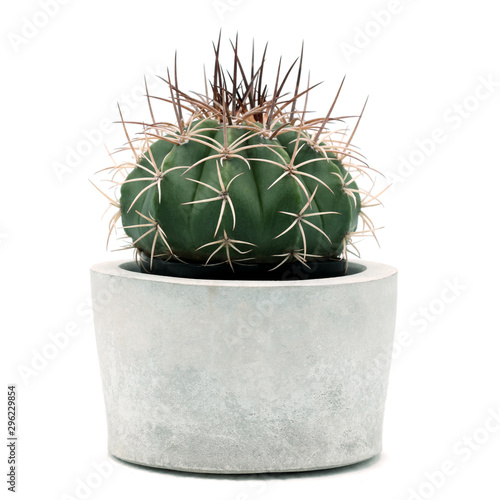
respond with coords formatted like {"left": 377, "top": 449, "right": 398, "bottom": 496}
{"left": 104, "top": 39, "right": 383, "bottom": 273}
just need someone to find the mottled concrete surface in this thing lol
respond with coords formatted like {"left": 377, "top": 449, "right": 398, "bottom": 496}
{"left": 91, "top": 260, "right": 397, "bottom": 473}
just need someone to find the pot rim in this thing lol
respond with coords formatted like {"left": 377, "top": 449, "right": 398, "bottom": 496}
{"left": 91, "top": 259, "right": 397, "bottom": 288}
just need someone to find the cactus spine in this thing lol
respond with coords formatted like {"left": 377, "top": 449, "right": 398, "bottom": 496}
{"left": 102, "top": 38, "right": 384, "bottom": 273}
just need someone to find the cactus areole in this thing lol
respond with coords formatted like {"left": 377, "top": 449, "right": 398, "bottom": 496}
{"left": 103, "top": 38, "right": 384, "bottom": 279}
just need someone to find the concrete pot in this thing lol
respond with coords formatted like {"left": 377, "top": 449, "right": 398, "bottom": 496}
{"left": 90, "top": 259, "right": 397, "bottom": 474}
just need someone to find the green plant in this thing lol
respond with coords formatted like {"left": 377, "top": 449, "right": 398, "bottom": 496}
{"left": 100, "top": 38, "right": 385, "bottom": 272}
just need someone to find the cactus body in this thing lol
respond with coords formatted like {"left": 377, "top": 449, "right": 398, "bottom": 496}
{"left": 121, "top": 122, "right": 361, "bottom": 266}
{"left": 104, "top": 39, "right": 380, "bottom": 272}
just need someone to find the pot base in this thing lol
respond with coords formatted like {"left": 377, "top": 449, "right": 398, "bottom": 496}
{"left": 110, "top": 451, "right": 380, "bottom": 475}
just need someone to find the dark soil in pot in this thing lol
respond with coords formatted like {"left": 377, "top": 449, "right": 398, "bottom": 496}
{"left": 139, "top": 254, "right": 349, "bottom": 281}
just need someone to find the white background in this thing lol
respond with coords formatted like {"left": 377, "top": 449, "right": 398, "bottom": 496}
{"left": 2, "top": 0, "right": 499, "bottom": 498}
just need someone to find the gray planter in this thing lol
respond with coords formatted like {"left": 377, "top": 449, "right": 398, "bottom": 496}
{"left": 90, "top": 259, "right": 397, "bottom": 474}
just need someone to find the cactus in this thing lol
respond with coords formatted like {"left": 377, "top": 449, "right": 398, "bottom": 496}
{"left": 101, "top": 38, "right": 384, "bottom": 274}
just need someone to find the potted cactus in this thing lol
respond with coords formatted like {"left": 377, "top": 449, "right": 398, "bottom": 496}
{"left": 91, "top": 38, "right": 397, "bottom": 474}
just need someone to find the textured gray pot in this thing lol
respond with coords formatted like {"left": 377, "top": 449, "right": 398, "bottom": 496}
{"left": 90, "top": 259, "right": 397, "bottom": 474}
